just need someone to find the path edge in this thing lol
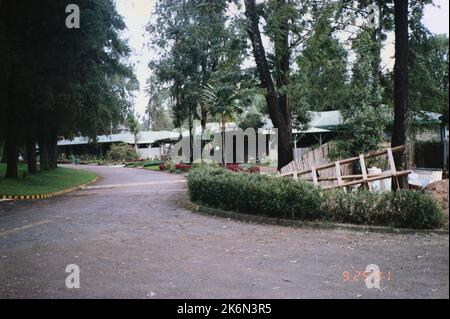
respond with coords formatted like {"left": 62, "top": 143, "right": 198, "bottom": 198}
{"left": 191, "top": 204, "right": 449, "bottom": 235}
{"left": 0, "top": 175, "right": 98, "bottom": 201}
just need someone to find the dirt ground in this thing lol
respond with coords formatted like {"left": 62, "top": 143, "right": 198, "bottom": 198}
{"left": 0, "top": 166, "right": 448, "bottom": 299}
{"left": 425, "top": 180, "right": 449, "bottom": 227}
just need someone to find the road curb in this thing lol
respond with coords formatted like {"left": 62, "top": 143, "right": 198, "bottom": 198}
{"left": 0, "top": 176, "right": 98, "bottom": 201}
{"left": 192, "top": 205, "right": 449, "bottom": 235}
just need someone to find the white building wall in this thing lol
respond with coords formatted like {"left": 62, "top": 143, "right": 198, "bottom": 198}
{"left": 138, "top": 147, "right": 162, "bottom": 160}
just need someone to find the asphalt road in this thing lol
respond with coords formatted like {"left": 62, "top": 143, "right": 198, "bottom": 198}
{"left": 0, "top": 165, "right": 448, "bottom": 299}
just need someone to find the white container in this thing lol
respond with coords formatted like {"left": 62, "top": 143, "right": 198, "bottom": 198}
{"left": 368, "top": 167, "right": 392, "bottom": 192}
{"left": 409, "top": 169, "right": 443, "bottom": 188}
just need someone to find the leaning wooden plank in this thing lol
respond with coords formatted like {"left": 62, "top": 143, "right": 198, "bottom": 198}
{"left": 333, "top": 145, "right": 406, "bottom": 167}
{"left": 311, "top": 166, "right": 318, "bottom": 186}
{"left": 279, "top": 171, "right": 296, "bottom": 177}
{"left": 364, "top": 145, "right": 406, "bottom": 160}
{"left": 289, "top": 145, "right": 407, "bottom": 176}
{"left": 387, "top": 147, "right": 397, "bottom": 174}
{"left": 303, "top": 173, "right": 384, "bottom": 182}
{"left": 323, "top": 170, "right": 412, "bottom": 190}
{"left": 279, "top": 145, "right": 407, "bottom": 179}
{"left": 359, "top": 154, "right": 372, "bottom": 191}
{"left": 335, "top": 161, "right": 343, "bottom": 186}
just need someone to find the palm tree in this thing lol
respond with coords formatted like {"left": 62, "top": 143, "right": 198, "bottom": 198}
{"left": 201, "top": 84, "right": 242, "bottom": 164}
{"left": 126, "top": 113, "right": 140, "bottom": 154}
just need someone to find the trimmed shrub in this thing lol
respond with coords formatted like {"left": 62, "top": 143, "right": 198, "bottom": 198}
{"left": 187, "top": 166, "right": 445, "bottom": 229}
{"left": 320, "top": 190, "right": 382, "bottom": 225}
{"left": 159, "top": 161, "right": 188, "bottom": 173}
{"left": 380, "top": 190, "right": 444, "bottom": 229}
{"left": 165, "top": 160, "right": 176, "bottom": 172}
{"left": 176, "top": 164, "right": 192, "bottom": 171}
{"left": 106, "top": 143, "right": 138, "bottom": 162}
{"left": 143, "top": 160, "right": 164, "bottom": 168}
{"left": 321, "top": 189, "right": 444, "bottom": 229}
{"left": 125, "top": 160, "right": 163, "bottom": 168}
{"left": 188, "top": 166, "right": 323, "bottom": 220}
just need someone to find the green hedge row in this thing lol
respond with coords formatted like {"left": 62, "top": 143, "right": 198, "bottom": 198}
{"left": 124, "top": 160, "right": 164, "bottom": 168}
{"left": 322, "top": 189, "right": 444, "bottom": 229}
{"left": 187, "top": 166, "right": 445, "bottom": 229}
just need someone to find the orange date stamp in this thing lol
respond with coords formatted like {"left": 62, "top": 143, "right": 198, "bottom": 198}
{"left": 343, "top": 270, "right": 392, "bottom": 282}
{"left": 343, "top": 265, "right": 392, "bottom": 289}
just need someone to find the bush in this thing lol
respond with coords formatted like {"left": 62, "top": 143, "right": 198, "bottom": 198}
{"left": 159, "top": 161, "right": 181, "bottom": 173}
{"left": 143, "top": 160, "right": 164, "bottom": 168}
{"left": 176, "top": 163, "right": 192, "bottom": 171}
{"left": 188, "top": 166, "right": 323, "bottom": 220}
{"left": 320, "top": 190, "right": 383, "bottom": 225}
{"left": 164, "top": 160, "right": 176, "bottom": 172}
{"left": 124, "top": 160, "right": 164, "bottom": 168}
{"left": 106, "top": 143, "right": 138, "bottom": 162}
{"left": 321, "top": 190, "right": 444, "bottom": 229}
{"left": 187, "top": 166, "right": 445, "bottom": 229}
{"left": 145, "top": 165, "right": 161, "bottom": 171}
{"left": 381, "top": 190, "right": 444, "bottom": 229}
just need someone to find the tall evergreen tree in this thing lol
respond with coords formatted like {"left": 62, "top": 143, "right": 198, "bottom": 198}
{"left": 0, "top": 0, "right": 136, "bottom": 178}
{"left": 147, "top": 0, "right": 246, "bottom": 161}
{"left": 292, "top": 5, "right": 350, "bottom": 113}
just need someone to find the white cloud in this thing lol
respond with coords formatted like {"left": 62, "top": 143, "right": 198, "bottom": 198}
{"left": 383, "top": 0, "right": 449, "bottom": 72}
{"left": 423, "top": 0, "right": 449, "bottom": 36}
{"left": 116, "top": 0, "right": 156, "bottom": 117}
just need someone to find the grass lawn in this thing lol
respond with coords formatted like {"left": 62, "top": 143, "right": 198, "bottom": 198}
{"left": 125, "top": 160, "right": 164, "bottom": 168}
{"left": 0, "top": 164, "right": 96, "bottom": 196}
{"left": 143, "top": 166, "right": 161, "bottom": 171}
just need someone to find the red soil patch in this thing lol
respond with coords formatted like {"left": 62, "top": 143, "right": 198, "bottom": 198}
{"left": 424, "top": 179, "right": 449, "bottom": 227}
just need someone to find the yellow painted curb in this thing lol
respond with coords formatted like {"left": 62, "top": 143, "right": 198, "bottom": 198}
{"left": 0, "top": 176, "right": 98, "bottom": 201}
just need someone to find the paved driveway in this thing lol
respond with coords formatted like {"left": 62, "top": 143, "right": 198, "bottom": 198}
{"left": 0, "top": 165, "right": 448, "bottom": 298}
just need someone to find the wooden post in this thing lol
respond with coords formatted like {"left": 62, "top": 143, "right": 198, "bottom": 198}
{"left": 359, "top": 154, "right": 371, "bottom": 191}
{"left": 311, "top": 166, "right": 318, "bottom": 186}
{"left": 388, "top": 147, "right": 401, "bottom": 191}
{"left": 335, "top": 161, "right": 343, "bottom": 186}
{"left": 387, "top": 148, "right": 397, "bottom": 173}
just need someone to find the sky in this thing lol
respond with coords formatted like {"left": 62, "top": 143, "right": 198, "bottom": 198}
{"left": 116, "top": 0, "right": 450, "bottom": 117}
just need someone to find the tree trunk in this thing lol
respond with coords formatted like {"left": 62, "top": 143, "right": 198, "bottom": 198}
{"left": 221, "top": 115, "right": 226, "bottom": 164}
{"left": 26, "top": 139, "right": 37, "bottom": 173}
{"left": 188, "top": 112, "right": 193, "bottom": 163}
{"left": 3, "top": 70, "right": 19, "bottom": 178}
{"left": 392, "top": 0, "right": 409, "bottom": 188}
{"left": 1, "top": 142, "right": 6, "bottom": 163}
{"left": 39, "top": 141, "right": 50, "bottom": 171}
{"left": 47, "top": 139, "right": 57, "bottom": 169}
{"left": 200, "top": 108, "right": 208, "bottom": 162}
{"left": 244, "top": 0, "right": 293, "bottom": 171}
{"left": 4, "top": 136, "right": 18, "bottom": 179}
{"left": 134, "top": 135, "right": 138, "bottom": 155}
